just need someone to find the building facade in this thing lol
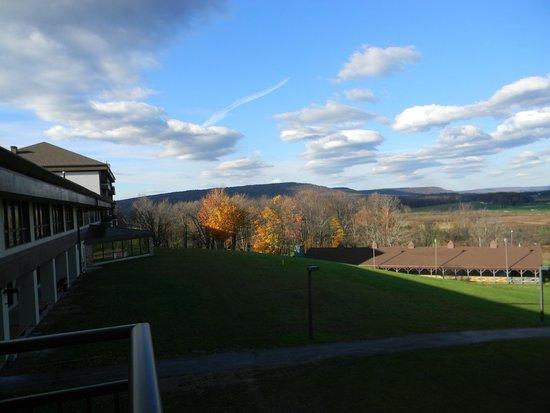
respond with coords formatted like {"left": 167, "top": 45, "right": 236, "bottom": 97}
{"left": 1, "top": 143, "right": 152, "bottom": 343}
{"left": 13, "top": 142, "right": 115, "bottom": 201}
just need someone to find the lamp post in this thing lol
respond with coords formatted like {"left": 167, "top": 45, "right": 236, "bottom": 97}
{"left": 434, "top": 238, "right": 438, "bottom": 274}
{"left": 504, "top": 238, "right": 509, "bottom": 280}
{"left": 307, "top": 266, "right": 319, "bottom": 340}
{"left": 510, "top": 230, "right": 514, "bottom": 247}
{"left": 540, "top": 265, "right": 544, "bottom": 323}
{"left": 372, "top": 241, "right": 377, "bottom": 268}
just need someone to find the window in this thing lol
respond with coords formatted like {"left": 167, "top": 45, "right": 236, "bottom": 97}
{"left": 113, "top": 240, "right": 123, "bottom": 259}
{"left": 91, "top": 237, "right": 151, "bottom": 263}
{"left": 140, "top": 238, "right": 150, "bottom": 254}
{"left": 92, "top": 243, "right": 104, "bottom": 261}
{"left": 52, "top": 204, "right": 64, "bottom": 234}
{"left": 33, "top": 203, "right": 51, "bottom": 240}
{"left": 131, "top": 238, "right": 141, "bottom": 255}
{"left": 123, "top": 239, "right": 132, "bottom": 257}
{"left": 3, "top": 199, "right": 31, "bottom": 248}
{"left": 6, "top": 282, "right": 17, "bottom": 309}
{"left": 103, "top": 241, "right": 113, "bottom": 261}
{"left": 64, "top": 205, "right": 74, "bottom": 230}
{"left": 77, "top": 208, "right": 83, "bottom": 227}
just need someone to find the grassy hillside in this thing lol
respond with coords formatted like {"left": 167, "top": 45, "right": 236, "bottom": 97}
{"left": 4, "top": 248, "right": 547, "bottom": 376}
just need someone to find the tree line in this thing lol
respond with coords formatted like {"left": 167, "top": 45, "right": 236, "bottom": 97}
{"left": 125, "top": 188, "right": 546, "bottom": 253}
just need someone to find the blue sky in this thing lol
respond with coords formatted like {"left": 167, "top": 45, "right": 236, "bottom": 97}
{"left": 0, "top": 0, "right": 549, "bottom": 199}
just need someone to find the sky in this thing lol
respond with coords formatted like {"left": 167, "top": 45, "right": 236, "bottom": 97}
{"left": 0, "top": 0, "right": 549, "bottom": 199}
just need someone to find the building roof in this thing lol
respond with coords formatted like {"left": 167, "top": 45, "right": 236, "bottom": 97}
{"left": 0, "top": 145, "right": 113, "bottom": 206}
{"left": 16, "top": 142, "right": 106, "bottom": 168}
{"left": 84, "top": 224, "right": 152, "bottom": 244}
{"left": 306, "top": 245, "right": 543, "bottom": 271}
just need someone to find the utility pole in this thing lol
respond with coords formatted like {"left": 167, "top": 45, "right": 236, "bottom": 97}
{"left": 504, "top": 238, "right": 509, "bottom": 280}
{"left": 307, "top": 266, "right": 319, "bottom": 340}
{"left": 540, "top": 265, "right": 544, "bottom": 323}
{"left": 372, "top": 241, "right": 377, "bottom": 268}
{"left": 434, "top": 238, "right": 438, "bottom": 275}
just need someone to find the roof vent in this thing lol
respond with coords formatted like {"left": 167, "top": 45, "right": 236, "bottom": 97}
{"left": 10, "top": 146, "right": 18, "bottom": 154}
{"left": 490, "top": 240, "right": 497, "bottom": 248}
{"left": 447, "top": 240, "right": 454, "bottom": 249}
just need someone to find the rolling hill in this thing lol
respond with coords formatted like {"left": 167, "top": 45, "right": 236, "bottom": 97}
{"left": 115, "top": 182, "right": 550, "bottom": 215}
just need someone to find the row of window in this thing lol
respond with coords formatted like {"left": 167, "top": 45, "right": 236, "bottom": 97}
{"left": 92, "top": 238, "right": 150, "bottom": 263}
{"left": 3, "top": 199, "right": 102, "bottom": 249}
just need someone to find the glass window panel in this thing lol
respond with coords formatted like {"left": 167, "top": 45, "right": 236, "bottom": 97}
{"left": 103, "top": 242, "right": 114, "bottom": 261}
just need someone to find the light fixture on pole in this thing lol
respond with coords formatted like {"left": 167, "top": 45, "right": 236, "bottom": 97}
{"left": 307, "top": 265, "right": 319, "bottom": 340}
{"left": 504, "top": 238, "right": 509, "bottom": 279}
{"left": 372, "top": 241, "right": 377, "bottom": 268}
{"left": 434, "top": 238, "right": 438, "bottom": 274}
{"left": 510, "top": 230, "right": 513, "bottom": 247}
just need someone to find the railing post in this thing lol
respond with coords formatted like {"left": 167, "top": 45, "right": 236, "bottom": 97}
{"left": 130, "top": 323, "right": 162, "bottom": 413}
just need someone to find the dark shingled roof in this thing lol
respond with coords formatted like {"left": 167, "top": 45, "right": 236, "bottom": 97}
{"left": 0, "top": 145, "right": 113, "bottom": 205}
{"left": 306, "top": 245, "right": 542, "bottom": 271}
{"left": 84, "top": 224, "right": 152, "bottom": 244}
{"left": 17, "top": 142, "right": 107, "bottom": 168}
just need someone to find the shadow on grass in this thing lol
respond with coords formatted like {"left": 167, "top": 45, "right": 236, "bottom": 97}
{"left": 0, "top": 248, "right": 546, "bottom": 390}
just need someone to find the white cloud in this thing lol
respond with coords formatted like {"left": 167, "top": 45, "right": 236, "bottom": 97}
{"left": 303, "top": 129, "right": 382, "bottom": 174}
{"left": 394, "top": 75, "right": 550, "bottom": 132}
{"left": 0, "top": 0, "right": 239, "bottom": 160}
{"left": 344, "top": 88, "right": 378, "bottom": 103}
{"left": 336, "top": 45, "right": 420, "bottom": 82}
{"left": 200, "top": 155, "right": 272, "bottom": 180}
{"left": 203, "top": 77, "right": 289, "bottom": 126}
{"left": 275, "top": 101, "right": 384, "bottom": 174}
{"left": 509, "top": 149, "right": 550, "bottom": 170}
{"left": 439, "top": 157, "right": 485, "bottom": 177}
{"left": 274, "top": 100, "right": 378, "bottom": 141}
{"left": 374, "top": 107, "right": 550, "bottom": 177}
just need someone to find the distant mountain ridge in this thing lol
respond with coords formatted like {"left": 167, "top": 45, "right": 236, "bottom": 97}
{"left": 116, "top": 182, "right": 549, "bottom": 214}
{"left": 459, "top": 185, "right": 550, "bottom": 194}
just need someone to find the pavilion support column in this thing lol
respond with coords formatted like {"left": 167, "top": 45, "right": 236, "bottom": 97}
{"left": 520, "top": 270, "right": 524, "bottom": 284}
{"left": 40, "top": 259, "right": 57, "bottom": 304}
{"left": 65, "top": 251, "right": 71, "bottom": 286}
{"left": 1, "top": 289, "right": 10, "bottom": 341}
{"left": 55, "top": 252, "right": 69, "bottom": 291}
{"left": 75, "top": 244, "right": 81, "bottom": 277}
{"left": 18, "top": 270, "right": 40, "bottom": 332}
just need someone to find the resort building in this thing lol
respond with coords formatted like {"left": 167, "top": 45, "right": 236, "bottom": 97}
{"left": 306, "top": 241, "right": 543, "bottom": 283}
{"left": 13, "top": 142, "right": 115, "bottom": 201}
{"left": 1, "top": 143, "right": 152, "bottom": 342}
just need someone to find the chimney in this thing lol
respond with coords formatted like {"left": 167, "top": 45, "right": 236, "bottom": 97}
{"left": 10, "top": 146, "right": 18, "bottom": 154}
{"left": 490, "top": 240, "right": 497, "bottom": 249}
{"left": 447, "top": 240, "right": 454, "bottom": 249}
{"left": 407, "top": 241, "right": 414, "bottom": 249}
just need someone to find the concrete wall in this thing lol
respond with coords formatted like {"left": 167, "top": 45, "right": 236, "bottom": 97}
{"left": 61, "top": 171, "right": 100, "bottom": 195}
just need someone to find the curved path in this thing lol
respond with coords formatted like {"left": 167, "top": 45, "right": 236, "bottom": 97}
{"left": 2, "top": 326, "right": 550, "bottom": 394}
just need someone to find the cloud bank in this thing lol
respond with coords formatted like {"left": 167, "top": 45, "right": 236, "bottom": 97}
{"left": 394, "top": 75, "right": 550, "bottom": 131}
{"left": 0, "top": 0, "right": 242, "bottom": 160}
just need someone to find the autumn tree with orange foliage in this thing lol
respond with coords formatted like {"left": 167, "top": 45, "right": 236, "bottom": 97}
{"left": 198, "top": 188, "right": 247, "bottom": 250}
{"left": 330, "top": 217, "right": 345, "bottom": 247}
{"left": 252, "top": 195, "right": 303, "bottom": 254}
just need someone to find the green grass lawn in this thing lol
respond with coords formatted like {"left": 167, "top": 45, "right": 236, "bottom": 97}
{"left": 3, "top": 248, "right": 547, "bottom": 377}
{"left": 412, "top": 201, "right": 550, "bottom": 212}
{"left": 161, "top": 337, "right": 550, "bottom": 412}
{"left": 3, "top": 248, "right": 550, "bottom": 411}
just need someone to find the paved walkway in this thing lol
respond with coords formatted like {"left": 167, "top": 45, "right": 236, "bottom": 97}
{"left": 3, "top": 326, "right": 550, "bottom": 395}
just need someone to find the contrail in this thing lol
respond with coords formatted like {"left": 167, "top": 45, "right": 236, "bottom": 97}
{"left": 203, "top": 77, "right": 289, "bottom": 127}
